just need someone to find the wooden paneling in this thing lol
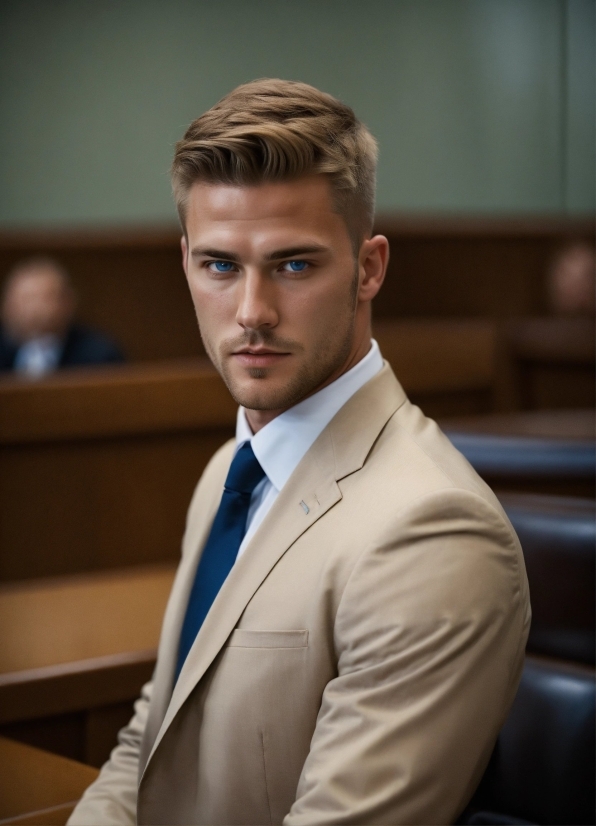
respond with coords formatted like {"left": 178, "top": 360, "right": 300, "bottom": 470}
{"left": 0, "top": 736, "right": 98, "bottom": 824}
{"left": 374, "top": 319, "right": 496, "bottom": 395}
{"left": 373, "top": 215, "right": 595, "bottom": 321}
{"left": 0, "top": 362, "right": 236, "bottom": 582}
{"left": 0, "top": 216, "right": 592, "bottom": 362}
{"left": 373, "top": 318, "right": 498, "bottom": 418}
{"left": 503, "top": 318, "right": 595, "bottom": 409}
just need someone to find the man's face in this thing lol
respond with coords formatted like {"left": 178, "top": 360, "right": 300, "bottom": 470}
{"left": 182, "top": 176, "right": 385, "bottom": 425}
{"left": 2, "top": 268, "right": 74, "bottom": 342}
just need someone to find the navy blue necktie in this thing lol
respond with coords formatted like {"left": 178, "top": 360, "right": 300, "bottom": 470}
{"left": 175, "top": 442, "right": 266, "bottom": 681}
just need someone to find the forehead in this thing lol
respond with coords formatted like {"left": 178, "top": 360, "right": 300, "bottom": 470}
{"left": 10, "top": 268, "right": 65, "bottom": 294}
{"left": 184, "top": 176, "right": 350, "bottom": 250}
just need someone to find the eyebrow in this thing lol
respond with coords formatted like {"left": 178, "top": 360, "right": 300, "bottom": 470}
{"left": 264, "top": 245, "right": 329, "bottom": 261}
{"left": 191, "top": 248, "right": 241, "bottom": 262}
{"left": 190, "top": 244, "right": 329, "bottom": 263}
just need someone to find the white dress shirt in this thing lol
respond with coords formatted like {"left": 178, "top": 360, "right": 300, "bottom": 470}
{"left": 14, "top": 335, "right": 62, "bottom": 377}
{"left": 235, "top": 339, "right": 383, "bottom": 558}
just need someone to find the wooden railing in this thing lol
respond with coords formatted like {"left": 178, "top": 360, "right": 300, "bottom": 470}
{"left": 0, "top": 564, "right": 175, "bottom": 767}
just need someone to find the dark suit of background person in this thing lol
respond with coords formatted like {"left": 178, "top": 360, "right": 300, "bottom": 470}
{"left": 0, "top": 322, "right": 124, "bottom": 372}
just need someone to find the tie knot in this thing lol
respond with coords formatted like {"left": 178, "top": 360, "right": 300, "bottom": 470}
{"left": 224, "top": 441, "right": 266, "bottom": 495}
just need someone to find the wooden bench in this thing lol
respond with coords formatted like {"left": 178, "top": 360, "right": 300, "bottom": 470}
{"left": 373, "top": 319, "right": 498, "bottom": 417}
{"left": 0, "top": 736, "right": 98, "bottom": 825}
{"left": 0, "top": 564, "right": 176, "bottom": 766}
{"left": 502, "top": 317, "right": 595, "bottom": 410}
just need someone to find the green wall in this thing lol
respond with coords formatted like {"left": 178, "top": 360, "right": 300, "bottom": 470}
{"left": 0, "top": 0, "right": 593, "bottom": 227}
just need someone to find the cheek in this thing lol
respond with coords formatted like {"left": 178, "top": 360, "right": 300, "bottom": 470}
{"left": 281, "top": 277, "right": 353, "bottom": 332}
{"left": 189, "top": 279, "right": 236, "bottom": 327}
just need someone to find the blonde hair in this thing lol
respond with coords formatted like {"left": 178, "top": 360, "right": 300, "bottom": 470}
{"left": 171, "top": 78, "right": 378, "bottom": 248}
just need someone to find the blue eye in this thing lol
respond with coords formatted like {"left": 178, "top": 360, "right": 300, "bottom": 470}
{"left": 284, "top": 260, "right": 308, "bottom": 272}
{"left": 209, "top": 261, "right": 235, "bottom": 273}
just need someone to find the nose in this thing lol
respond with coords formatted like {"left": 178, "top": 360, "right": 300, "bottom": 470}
{"left": 235, "top": 270, "right": 279, "bottom": 332}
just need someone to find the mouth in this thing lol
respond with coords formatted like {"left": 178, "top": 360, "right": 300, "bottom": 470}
{"left": 232, "top": 348, "right": 291, "bottom": 368}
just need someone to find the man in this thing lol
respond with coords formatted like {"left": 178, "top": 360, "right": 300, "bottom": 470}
{"left": 0, "top": 257, "right": 124, "bottom": 375}
{"left": 70, "top": 79, "right": 530, "bottom": 825}
{"left": 547, "top": 242, "right": 595, "bottom": 316}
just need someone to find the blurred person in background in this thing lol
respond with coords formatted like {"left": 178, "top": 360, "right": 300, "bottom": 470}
{"left": 547, "top": 242, "right": 595, "bottom": 316}
{"left": 0, "top": 257, "right": 124, "bottom": 376}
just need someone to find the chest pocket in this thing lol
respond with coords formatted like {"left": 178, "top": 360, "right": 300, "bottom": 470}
{"left": 227, "top": 629, "right": 308, "bottom": 648}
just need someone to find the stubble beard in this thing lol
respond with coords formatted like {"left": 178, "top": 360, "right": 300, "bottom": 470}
{"left": 199, "top": 271, "right": 359, "bottom": 413}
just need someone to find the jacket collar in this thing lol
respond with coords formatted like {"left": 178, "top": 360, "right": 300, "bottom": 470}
{"left": 237, "top": 338, "right": 383, "bottom": 493}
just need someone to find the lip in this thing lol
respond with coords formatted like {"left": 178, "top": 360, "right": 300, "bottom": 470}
{"left": 232, "top": 349, "right": 290, "bottom": 367}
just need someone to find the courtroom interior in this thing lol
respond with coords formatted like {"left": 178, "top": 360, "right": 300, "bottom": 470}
{"left": 0, "top": 1, "right": 594, "bottom": 825}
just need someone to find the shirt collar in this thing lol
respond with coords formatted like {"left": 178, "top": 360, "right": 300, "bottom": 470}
{"left": 235, "top": 339, "right": 383, "bottom": 492}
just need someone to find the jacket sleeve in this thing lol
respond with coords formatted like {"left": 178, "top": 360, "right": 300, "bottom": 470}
{"left": 284, "top": 488, "right": 531, "bottom": 826}
{"left": 67, "top": 681, "right": 152, "bottom": 825}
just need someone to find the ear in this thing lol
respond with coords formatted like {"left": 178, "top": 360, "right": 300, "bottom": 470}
{"left": 358, "top": 235, "right": 389, "bottom": 303}
{"left": 180, "top": 235, "right": 189, "bottom": 277}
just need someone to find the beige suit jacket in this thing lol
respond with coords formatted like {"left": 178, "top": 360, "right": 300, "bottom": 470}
{"left": 69, "top": 365, "right": 530, "bottom": 825}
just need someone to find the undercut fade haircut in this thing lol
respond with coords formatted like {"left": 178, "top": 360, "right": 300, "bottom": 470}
{"left": 171, "top": 78, "right": 378, "bottom": 250}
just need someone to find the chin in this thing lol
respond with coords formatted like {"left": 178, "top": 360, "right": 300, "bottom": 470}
{"left": 221, "top": 357, "right": 337, "bottom": 413}
{"left": 228, "top": 383, "right": 286, "bottom": 412}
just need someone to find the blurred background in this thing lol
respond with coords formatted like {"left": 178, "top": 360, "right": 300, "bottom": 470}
{"left": 0, "top": 0, "right": 594, "bottom": 223}
{"left": 0, "top": 2, "right": 594, "bottom": 824}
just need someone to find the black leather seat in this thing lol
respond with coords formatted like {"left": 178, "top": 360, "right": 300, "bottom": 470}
{"left": 446, "top": 433, "right": 595, "bottom": 479}
{"left": 460, "top": 656, "right": 596, "bottom": 825}
{"left": 445, "top": 431, "right": 595, "bottom": 497}
{"left": 498, "top": 494, "right": 595, "bottom": 665}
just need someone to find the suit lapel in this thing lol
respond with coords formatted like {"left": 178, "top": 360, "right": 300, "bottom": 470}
{"left": 143, "top": 363, "right": 406, "bottom": 772}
